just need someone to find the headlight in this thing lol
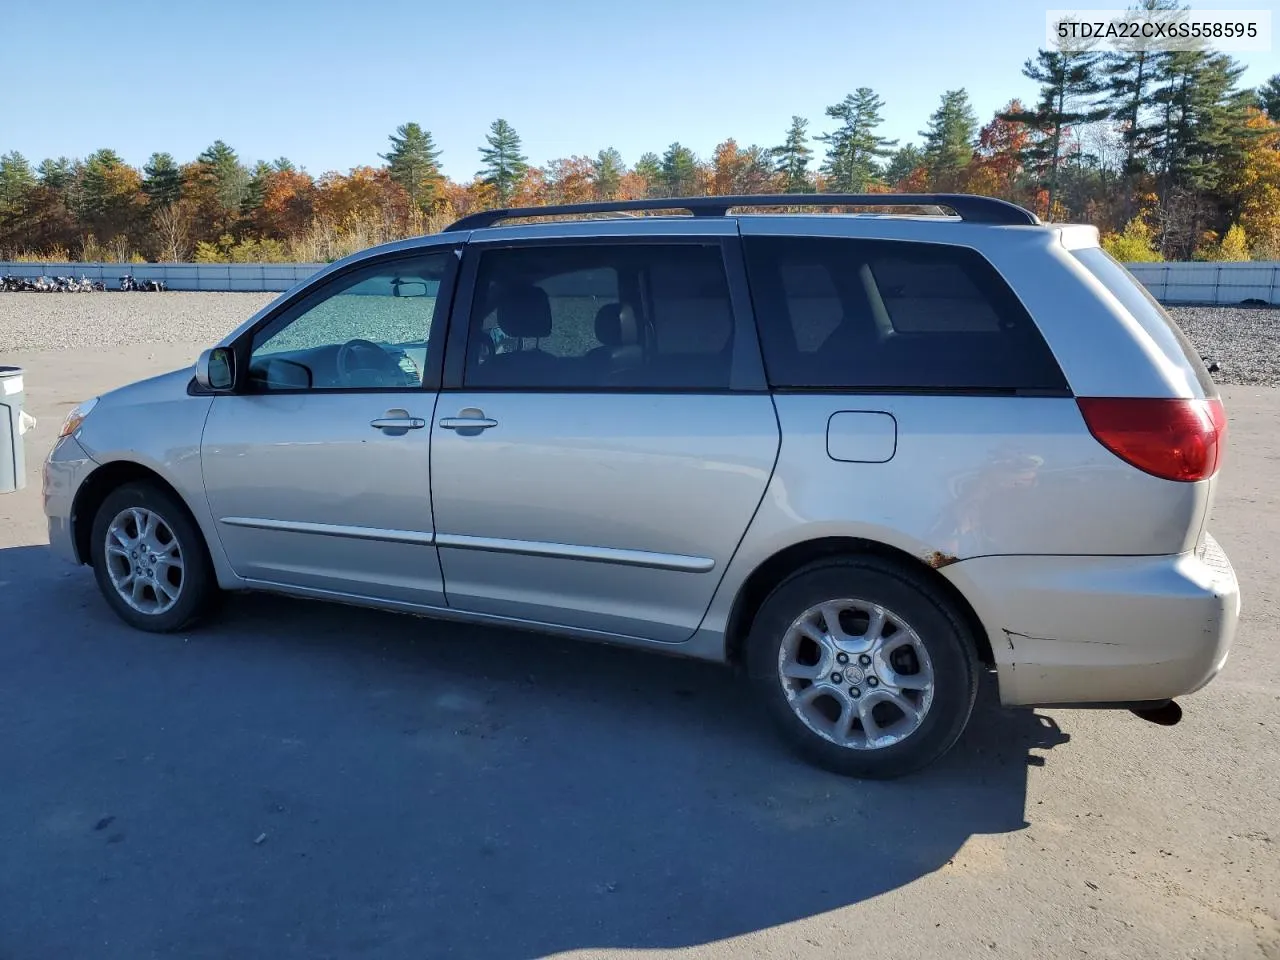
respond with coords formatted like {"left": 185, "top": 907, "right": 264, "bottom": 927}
{"left": 58, "top": 397, "right": 98, "bottom": 438}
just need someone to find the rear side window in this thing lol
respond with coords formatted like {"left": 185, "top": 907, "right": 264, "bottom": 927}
{"left": 743, "top": 236, "right": 1068, "bottom": 392}
{"left": 1071, "top": 247, "right": 1216, "bottom": 397}
{"left": 465, "top": 243, "right": 735, "bottom": 390}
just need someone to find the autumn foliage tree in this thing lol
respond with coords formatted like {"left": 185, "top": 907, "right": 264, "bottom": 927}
{"left": 1, "top": 44, "right": 1276, "bottom": 264}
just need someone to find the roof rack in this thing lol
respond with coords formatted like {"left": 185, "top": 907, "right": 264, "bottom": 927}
{"left": 443, "top": 193, "right": 1041, "bottom": 232}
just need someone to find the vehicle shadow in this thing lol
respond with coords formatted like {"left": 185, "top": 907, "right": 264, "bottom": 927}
{"left": 0, "top": 545, "right": 1069, "bottom": 960}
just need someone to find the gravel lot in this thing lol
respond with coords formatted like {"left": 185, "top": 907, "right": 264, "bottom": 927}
{"left": 0, "top": 292, "right": 275, "bottom": 353}
{"left": 0, "top": 293, "right": 1275, "bottom": 387}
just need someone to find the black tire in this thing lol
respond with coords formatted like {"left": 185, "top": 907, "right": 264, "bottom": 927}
{"left": 89, "top": 481, "right": 219, "bottom": 633}
{"left": 745, "top": 555, "right": 979, "bottom": 779}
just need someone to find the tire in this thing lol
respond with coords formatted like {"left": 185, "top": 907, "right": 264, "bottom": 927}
{"left": 89, "top": 481, "right": 218, "bottom": 633}
{"left": 745, "top": 555, "right": 979, "bottom": 779}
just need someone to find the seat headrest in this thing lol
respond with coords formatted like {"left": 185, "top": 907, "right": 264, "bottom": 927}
{"left": 496, "top": 285, "right": 553, "bottom": 338}
{"left": 594, "top": 302, "right": 638, "bottom": 347}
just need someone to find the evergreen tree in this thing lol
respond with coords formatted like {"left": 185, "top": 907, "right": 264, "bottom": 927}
{"left": 920, "top": 89, "right": 978, "bottom": 187}
{"left": 381, "top": 122, "right": 443, "bottom": 211}
{"left": 142, "top": 152, "right": 183, "bottom": 207}
{"left": 37, "top": 157, "right": 74, "bottom": 191}
{"left": 772, "top": 116, "right": 813, "bottom": 192}
{"left": 0, "top": 152, "right": 35, "bottom": 219}
{"left": 196, "top": 140, "right": 249, "bottom": 215}
{"left": 1260, "top": 74, "right": 1280, "bottom": 118}
{"left": 818, "top": 88, "right": 898, "bottom": 191}
{"left": 593, "top": 147, "right": 624, "bottom": 199}
{"left": 242, "top": 160, "right": 273, "bottom": 215}
{"left": 1150, "top": 49, "right": 1252, "bottom": 254}
{"left": 633, "top": 152, "right": 662, "bottom": 195}
{"left": 1103, "top": 0, "right": 1180, "bottom": 217}
{"left": 659, "top": 142, "right": 698, "bottom": 196}
{"left": 884, "top": 144, "right": 926, "bottom": 186}
{"left": 1002, "top": 48, "right": 1109, "bottom": 217}
{"left": 272, "top": 157, "right": 296, "bottom": 173}
{"left": 477, "top": 119, "right": 528, "bottom": 205}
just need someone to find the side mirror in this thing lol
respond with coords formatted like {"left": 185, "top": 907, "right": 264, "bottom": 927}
{"left": 195, "top": 347, "right": 235, "bottom": 392}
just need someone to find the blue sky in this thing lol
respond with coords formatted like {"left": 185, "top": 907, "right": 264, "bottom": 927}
{"left": 7, "top": 0, "right": 1276, "bottom": 179}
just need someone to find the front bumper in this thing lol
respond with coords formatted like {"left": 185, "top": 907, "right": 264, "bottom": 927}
{"left": 942, "top": 534, "right": 1239, "bottom": 706}
{"left": 43, "top": 435, "right": 96, "bottom": 564}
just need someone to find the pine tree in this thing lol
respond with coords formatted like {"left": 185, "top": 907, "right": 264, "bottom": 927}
{"left": 1258, "top": 74, "right": 1280, "bottom": 118}
{"left": 1150, "top": 49, "right": 1253, "bottom": 255}
{"left": 477, "top": 119, "right": 529, "bottom": 206}
{"left": 884, "top": 144, "right": 926, "bottom": 187}
{"left": 593, "top": 148, "right": 624, "bottom": 199}
{"left": 920, "top": 89, "right": 978, "bottom": 188}
{"left": 381, "top": 122, "right": 443, "bottom": 211}
{"left": 272, "top": 157, "right": 296, "bottom": 173}
{"left": 633, "top": 152, "right": 662, "bottom": 195}
{"left": 818, "top": 88, "right": 898, "bottom": 192}
{"left": 659, "top": 142, "right": 698, "bottom": 196}
{"left": 242, "top": 160, "right": 273, "bottom": 215}
{"left": 196, "top": 141, "right": 249, "bottom": 215}
{"left": 142, "top": 152, "right": 183, "bottom": 207}
{"left": 1103, "top": 0, "right": 1179, "bottom": 218}
{"left": 772, "top": 116, "right": 813, "bottom": 192}
{"left": 0, "top": 152, "right": 35, "bottom": 220}
{"left": 37, "top": 157, "right": 74, "bottom": 191}
{"left": 1002, "top": 48, "right": 1108, "bottom": 217}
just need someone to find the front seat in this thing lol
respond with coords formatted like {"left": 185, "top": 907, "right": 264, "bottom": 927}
{"left": 586, "top": 303, "right": 643, "bottom": 377}
{"left": 472, "top": 285, "right": 560, "bottom": 385}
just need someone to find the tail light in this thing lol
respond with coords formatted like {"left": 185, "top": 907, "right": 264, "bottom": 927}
{"left": 1076, "top": 397, "right": 1227, "bottom": 482}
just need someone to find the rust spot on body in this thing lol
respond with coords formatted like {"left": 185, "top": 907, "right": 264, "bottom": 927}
{"left": 924, "top": 550, "right": 959, "bottom": 569}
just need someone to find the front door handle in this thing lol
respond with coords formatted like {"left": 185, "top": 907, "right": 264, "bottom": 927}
{"left": 370, "top": 408, "right": 426, "bottom": 435}
{"left": 370, "top": 417, "right": 426, "bottom": 430}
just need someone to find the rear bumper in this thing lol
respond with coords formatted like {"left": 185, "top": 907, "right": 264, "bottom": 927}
{"left": 43, "top": 435, "right": 95, "bottom": 564}
{"left": 942, "top": 534, "right": 1239, "bottom": 707}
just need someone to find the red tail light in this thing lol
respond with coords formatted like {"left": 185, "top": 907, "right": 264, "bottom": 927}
{"left": 1076, "top": 397, "right": 1227, "bottom": 482}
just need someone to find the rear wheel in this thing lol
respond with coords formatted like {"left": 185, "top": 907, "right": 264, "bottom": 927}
{"left": 89, "top": 482, "right": 218, "bottom": 632}
{"left": 746, "top": 556, "right": 979, "bottom": 779}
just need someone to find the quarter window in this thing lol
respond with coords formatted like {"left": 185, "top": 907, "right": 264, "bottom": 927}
{"left": 743, "top": 237, "right": 1067, "bottom": 392}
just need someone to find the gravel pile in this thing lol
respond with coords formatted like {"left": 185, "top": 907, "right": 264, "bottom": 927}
{"left": 0, "top": 292, "right": 275, "bottom": 354}
{"left": 1166, "top": 306, "right": 1280, "bottom": 387}
{"left": 0, "top": 293, "right": 1275, "bottom": 387}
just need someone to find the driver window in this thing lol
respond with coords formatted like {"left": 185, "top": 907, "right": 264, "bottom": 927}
{"left": 249, "top": 252, "right": 450, "bottom": 391}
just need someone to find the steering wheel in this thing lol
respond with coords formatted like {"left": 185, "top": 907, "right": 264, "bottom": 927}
{"left": 336, "top": 338, "right": 405, "bottom": 387}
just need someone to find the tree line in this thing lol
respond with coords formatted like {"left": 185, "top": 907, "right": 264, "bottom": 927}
{"left": 2, "top": 32, "right": 1278, "bottom": 263}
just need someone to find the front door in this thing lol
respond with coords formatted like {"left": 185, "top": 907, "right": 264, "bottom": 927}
{"left": 429, "top": 236, "right": 780, "bottom": 642}
{"left": 201, "top": 249, "right": 456, "bottom": 605}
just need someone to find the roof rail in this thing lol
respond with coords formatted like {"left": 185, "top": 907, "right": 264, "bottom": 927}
{"left": 443, "top": 193, "right": 1041, "bottom": 232}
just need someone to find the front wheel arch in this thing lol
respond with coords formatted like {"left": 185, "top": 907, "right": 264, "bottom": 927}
{"left": 72, "top": 462, "right": 200, "bottom": 566}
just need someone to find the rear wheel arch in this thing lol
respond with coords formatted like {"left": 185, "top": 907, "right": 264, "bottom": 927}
{"left": 72, "top": 462, "right": 203, "bottom": 566}
{"left": 723, "top": 536, "right": 994, "bottom": 669}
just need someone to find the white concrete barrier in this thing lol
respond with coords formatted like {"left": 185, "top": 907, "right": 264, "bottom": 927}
{"left": 2, "top": 260, "right": 1278, "bottom": 304}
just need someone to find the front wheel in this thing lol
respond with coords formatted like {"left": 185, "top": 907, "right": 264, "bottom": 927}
{"left": 746, "top": 556, "right": 979, "bottom": 779}
{"left": 89, "top": 482, "right": 218, "bottom": 632}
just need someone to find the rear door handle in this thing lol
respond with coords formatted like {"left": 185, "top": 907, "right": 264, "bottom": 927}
{"left": 438, "top": 417, "right": 498, "bottom": 430}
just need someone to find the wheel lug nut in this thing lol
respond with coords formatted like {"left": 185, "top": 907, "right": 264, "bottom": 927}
{"left": 830, "top": 672, "right": 843, "bottom": 684}
{"left": 867, "top": 676, "right": 879, "bottom": 687}
{"left": 859, "top": 654, "right": 872, "bottom": 666}
{"left": 849, "top": 686, "right": 861, "bottom": 698}
{"left": 836, "top": 652, "right": 849, "bottom": 664}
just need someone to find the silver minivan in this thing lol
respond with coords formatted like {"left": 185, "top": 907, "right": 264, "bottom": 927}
{"left": 43, "top": 194, "right": 1239, "bottom": 778}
